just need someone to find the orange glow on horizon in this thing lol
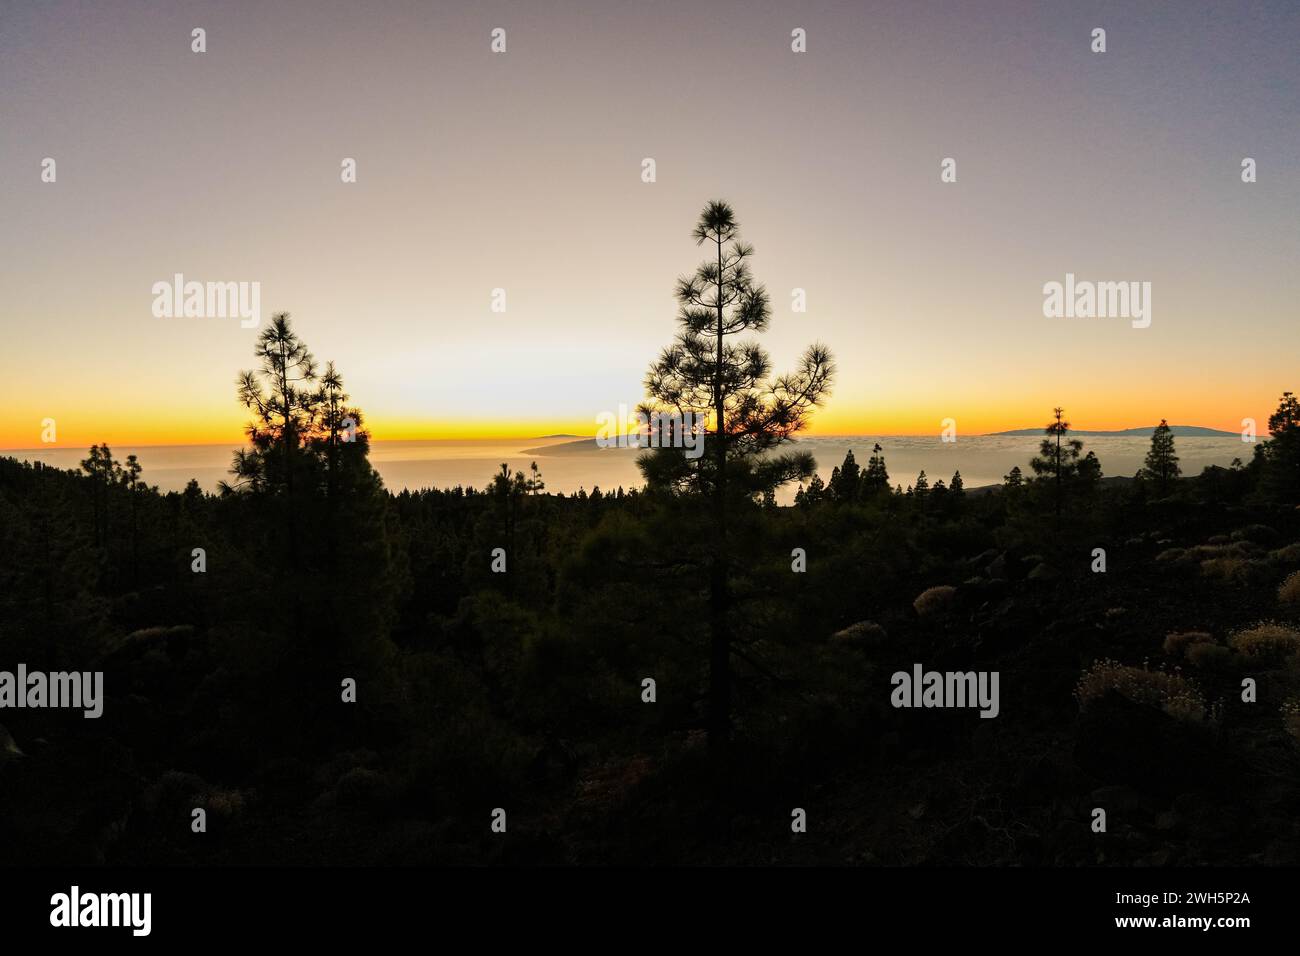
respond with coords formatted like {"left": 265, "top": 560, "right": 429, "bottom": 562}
{"left": 1, "top": 402, "right": 1277, "bottom": 451}
{"left": 3, "top": 370, "right": 1287, "bottom": 450}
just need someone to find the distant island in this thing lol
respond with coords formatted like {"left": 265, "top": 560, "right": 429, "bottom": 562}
{"left": 527, "top": 426, "right": 1243, "bottom": 455}
{"left": 521, "top": 437, "right": 618, "bottom": 455}
{"left": 985, "top": 425, "right": 1239, "bottom": 438}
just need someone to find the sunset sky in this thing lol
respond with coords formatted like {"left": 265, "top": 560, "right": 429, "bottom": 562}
{"left": 3, "top": 0, "right": 1298, "bottom": 449}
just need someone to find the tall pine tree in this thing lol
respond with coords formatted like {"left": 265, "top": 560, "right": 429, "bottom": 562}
{"left": 640, "top": 200, "right": 834, "bottom": 756}
{"left": 1142, "top": 419, "right": 1181, "bottom": 493}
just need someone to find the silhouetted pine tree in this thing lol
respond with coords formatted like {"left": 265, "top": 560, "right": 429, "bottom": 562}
{"left": 1256, "top": 391, "right": 1300, "bottom": 502}
{"left": 639, "top": 200, "right": 834, "bottom": 757}
{"left": 804, "top": 473, "right": 827, "bottom": 504}
{"left": 222, "top": 314, "right": 398, "bottom": 687}
{"left": 830, "top": 449, "right": 861, "bottom": 501}
{"left": 228, "top": 313, "right": 319, "bottom": 504}
{"left": 79, "top": 443, "right": 122, "bottom": 549}
{"left": 1142, "top": 419, "right": 1181, "bottom": 494}
{"left": 861, "top": 443, "right": 890, "bottom": 498}
{"left": 1029, "top": 407, "right": 1099, "bottom": 519}
{"left": 1079, "top": 450, "right": 1103, "bottom": 489}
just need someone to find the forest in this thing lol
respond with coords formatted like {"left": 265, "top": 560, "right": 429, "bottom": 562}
{"left": 4, "top": 203, "right": 1300, "bottom": 866}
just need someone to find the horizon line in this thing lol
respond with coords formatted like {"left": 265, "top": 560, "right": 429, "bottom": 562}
{"left": 0, "top": 422, "right": 1250, "bottom": 453}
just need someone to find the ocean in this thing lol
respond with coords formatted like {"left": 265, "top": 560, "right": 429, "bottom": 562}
{"left": 4, "top": 434, "right": 1252, "bottom": 501}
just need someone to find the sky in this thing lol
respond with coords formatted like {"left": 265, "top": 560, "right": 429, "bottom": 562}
{"left": 2, "top": 0, "right": 1298, "bottom": 448}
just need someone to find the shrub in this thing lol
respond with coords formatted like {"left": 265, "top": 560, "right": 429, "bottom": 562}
{"left": 1229, "top": 622, "right": 1300, "bottom": 661}
{"left": 1157, "top": 543, "right": 1262, "bottom": 571}
{"left": 1190, "top": 542, "right": 1261, "bottom": 559}
{"left": 1027, "top": 562, "right": 1058, "bottom": 581}
{"left": 831, "top": 621, "right": 887, "bottom": 645}
{"left": 1231, "top": 524, "right": 1279, "bottom": 545}
{"left": 1163, "top": 631, "right": 1214, "bottom": 658}
{"left": 143, "top": 770, "right": 206, "bottom": 813}
{"left": 1278, "top": 570, "right": 1300, "bottom": 604}
{"left": 1269, "top": 542, "right": 1300, "bottom": 564}
{"left": 335, "top": 767, "right": 385, "bottom": 810}
{"left": 203, "top": 787, "right": 247, "bottom": 817}
{"left": 1282, "top": 699, "right": 1300, "bottom": 745}
{"left": 1074, "top": 659, "right": 1207, "bottom": 723}
{"left": 913, "top": 585, "right": 958, "bottom": 619}
{"left": 1200, "top": 557, "right": 1267, "bottom": 585}
{"left": 0, "top": 723, "right": 21, "bottom": 757}
{"left": 1186, "top": 642, "right": 1232, "bottom": 671}
{"left": 122, "top": 625, "right": 195, "bottom": 644}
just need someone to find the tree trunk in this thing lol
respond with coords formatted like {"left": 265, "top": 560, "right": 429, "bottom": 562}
{"left": 708, "top": 233, "right": 731, "bottom": 760}
{"left": 1055, "top": 429, "right": 1062, "bottom": 523}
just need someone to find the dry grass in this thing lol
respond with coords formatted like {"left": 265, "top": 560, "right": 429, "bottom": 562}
{"left": 1229, "top": 622, "right": 1300, "bottom": 661}
{"left": 1269, "top": 542, "right": 1300, "bottom": 564}
{"left": 913, "top": 585, "right": 958, "bottom": 619}
{"left": 1075, "top": 659, "right": 1207, "bottom": 723}
{"left": 831, "top": 621, "right": 888, "bottom": 645}
{"left": 203, "top": 787, "right": 247, "bottom": 817}
{"left": 1155, "top": 547, "right": 1189, "bottom": 566}
{"left": 1200, "top": 556, "right": 1268, "bottom": 584}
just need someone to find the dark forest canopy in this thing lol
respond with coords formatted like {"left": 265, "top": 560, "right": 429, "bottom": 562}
{"left": 4, "top": 383, "right": 1300, "bottom": 864}
{"left": 4, "top": 208, "right": 1300, "bottom": 865}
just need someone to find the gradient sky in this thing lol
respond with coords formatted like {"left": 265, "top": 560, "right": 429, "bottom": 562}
{"left": 2, "top": 0, "right": 1298, "bottom": 448}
